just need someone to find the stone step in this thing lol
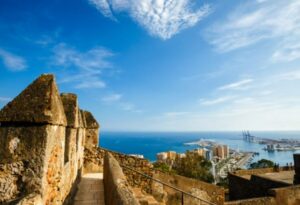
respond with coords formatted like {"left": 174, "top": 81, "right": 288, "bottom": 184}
{"left": 73, "top": 173, "right": 105, "bottom": 205}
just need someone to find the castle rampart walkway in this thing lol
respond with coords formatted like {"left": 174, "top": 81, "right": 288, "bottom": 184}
{"left": 73, "top": 173, "right": 105, "bottom": 205}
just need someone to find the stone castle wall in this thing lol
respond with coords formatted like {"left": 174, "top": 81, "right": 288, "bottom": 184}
{"left": 228, "top": 172, "right": 290, "bottom": 201}
{"left": 152, "top": 171, "right": 225, "bottom": 205}
{"left": 225, "top": 197, "right": 277, "bottom": 205}
{"left": 232, "top": 167, "right": 293, "bottom": 177}
{"left": 0, "top": 74, "right": 99, "bottom": 205}
{"left": 84, "top": 147, "right": 154, "bottom": 193}
{"left": 270, "top": 184, "right": 300, "bottom": 205}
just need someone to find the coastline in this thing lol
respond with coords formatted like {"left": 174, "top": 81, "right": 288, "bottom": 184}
{"left": 100, "top": 131, "right": 300, "bottom": 166}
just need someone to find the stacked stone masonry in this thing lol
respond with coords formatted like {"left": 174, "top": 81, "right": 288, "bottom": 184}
{"left": 84, "top": 147, "right": 154, "bottom": 194}
{"left": 0, "top": 74, "right": 100, "bottom": 205}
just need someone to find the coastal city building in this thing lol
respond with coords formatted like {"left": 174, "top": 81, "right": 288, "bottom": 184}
{"left": 213, "top": 145, "right": 230, "bottom": 160}
{"left": 156, "top": 151, "right": 178, "bottom": 163}
{"left": 167, "top": 151, "right": 177, "bottom": 160}
{"left": 176, "top": 153, "right": 186, "bottom": 159}
{"left": 205, "top": 149, "right": 213, "bottom": 161}
{"left": 156, "top": 152, "right": 168, "bottom": 161}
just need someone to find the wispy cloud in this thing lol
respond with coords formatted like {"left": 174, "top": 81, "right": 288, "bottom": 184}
{"left": 120, "top": 102, "right": 142, "bottom": 113}
{"left": 120, "top": 102, "right": 135, "bottom": 111}
{"left": 199, "top": 96, "right": 235, "bottom": 106}
{"left": 277, "top": 70, "right": 300, "bottom": 81}
{"left": 163, "top": 112, "right": 190, "bottom": 117}
{"left": 0, "top": 49, "right": 27, "bottom": 71}
{"left": 0, "top": 97, "right": 12, "bottom": 103}
{"left": 101, "top": 93, "right": 122, "bottom": 103}
{"left": 89, "top": 0, "right": 211, "bottom": 39}
{"left": 101, "top": 93, "right": 142, "bottom": 113}
{"left": 207, "top": 0, "right": 300, "bottom": 62}
{"left": 52, "top": 43, "right": 113, "bottom": 89}
{"left": 218, "top": 79, "right": 253, "bottom": 91}
{"left": 35, "top": 35, "right": 55, "bottom": 46}
{"left": 75, "top": 79, "right": 106, "bottom": 89}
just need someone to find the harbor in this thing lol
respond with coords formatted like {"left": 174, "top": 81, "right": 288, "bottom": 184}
{"left": 242, "top": 131, "right": 300, "bottom": 152}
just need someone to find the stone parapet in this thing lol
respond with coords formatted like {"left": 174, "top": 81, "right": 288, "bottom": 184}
{"left": 269, "top": 184, "right": 300, "bottom": 205}
{"left": 294, "top": 154, "right": 300, "bottom": 185}
{"left": 84, "top": 147, "right": 153, "bottom": 193}
{"left": 104, "top": 152, "right": 140, "bottom": 205}
{"left": 224, "top": 197, "right": 276, "bottom": 205}
{"left": 153, "top": 171, "right": 225, "bottom": 205}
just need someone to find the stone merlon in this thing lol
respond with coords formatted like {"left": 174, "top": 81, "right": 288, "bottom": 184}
{"left": 83, "top": 110, "right": 100, "bottom": 129}
{"left": 0, "top": 74, "right": 67, "bottom": 126}
{"left": 60, "top": 93, "right": 79, "bottom": 128}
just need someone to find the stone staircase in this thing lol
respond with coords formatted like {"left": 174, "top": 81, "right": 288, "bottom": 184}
{"left": 73, "top": 173, "right": 105, "bottom": 205}
{"left": 132, "top": 187, "right": 164, "bottom": 205}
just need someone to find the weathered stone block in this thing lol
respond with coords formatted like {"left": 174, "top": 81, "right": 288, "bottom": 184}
{"left": 85, "top": 128, "right": 99, "bottom": 149}
{"left": 61, "top": 93, "right": 79, "bottom": 128}
{"left": 0, "top": 74, "right": 67, "bottom": 126}
{"left": 83, "top": 111, "right": 99, "bottom": 129}
{"left": 104, "top": 153, "right": 140, "bottom": 205}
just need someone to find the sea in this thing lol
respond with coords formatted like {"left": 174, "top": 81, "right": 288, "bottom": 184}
{"left": 99, "top": 131, "right": 300, "bottom": 166}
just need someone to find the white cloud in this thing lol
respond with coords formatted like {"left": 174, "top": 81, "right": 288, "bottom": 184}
{"left": 218, "top": 79, "right": 253, "bottom": 91}
{"left": 0, "top": 49, "right": 27, "bottom": 71}
{"left": 199, "top": 96, "right": 235, "bottom": 106}
{"left": 89, "top": 0, "right": 116, "bottom": 19}
{"left": 101, "top": 93, "right": 122, "bottom": 103}
{"left": 207, "top": 0, "right": 300, "bottom": 62}
{"left": 89, "top": 0, "right": 211, "bottom": 39}
{"left": 52, "top": 43, "right": 113, "bottom": 89}
{"left": 53, "top": 43, "right": 113, "bottom": 70}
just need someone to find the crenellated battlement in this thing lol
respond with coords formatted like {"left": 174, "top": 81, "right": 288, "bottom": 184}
{"left": 0, "top": 74, "right": 99, "bottom": 205}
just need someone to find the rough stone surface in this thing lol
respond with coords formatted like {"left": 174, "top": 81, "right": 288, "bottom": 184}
{"left": 60, "top": 93, "right": 79, "bottom": 128}
{"left": 153, "top": 171, "right": 224, "bottom": 205}
{"left": 85, "top": 128, "right": 99, "bottom": 149}
{"left": 83, "top": 111, "right": 99, "bottom": 129}
{"left": 17, "top": 193, "right": 43, "bottom": 205}
{"left": 225, "top": 197, "right": 276, "bottom": 205}
{"left": 0, "top": 74, "right": 99, "bottom": 204}
{"left": 0, "top": 126, "right": 48, "bottom": 203}
{"left": 270, "top": 185, "right": 300, "bottom": 205}
{"left": 0, "top": 74, "right": 67, "bottom": 126}
{"left": 79, "top": 110, "right": 87, "bottom": 128}
{"left": 228, "top": 173, "right": 290, "bottom": 201}
{"left": 84, "top": 147, "right": 153, "bottom": 193}
{"left": 104, "top": 152, "right": 140, "bottom": 205}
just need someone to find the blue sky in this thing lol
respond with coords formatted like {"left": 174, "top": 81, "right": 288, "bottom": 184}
{"left": 1, "top": 0, "right": 300, "bottom": 131}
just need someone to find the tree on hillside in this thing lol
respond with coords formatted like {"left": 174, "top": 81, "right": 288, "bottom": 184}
{"left": 153, "top": 161, "right": 177, "bottom": 174}
{"left": 250, "top": 159, "right": 275, "bottom": 169}
{"left": 173, "top": 151, "right": 214, "bottom": 183}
